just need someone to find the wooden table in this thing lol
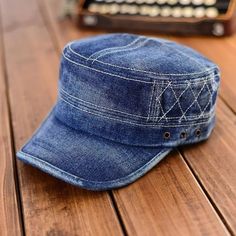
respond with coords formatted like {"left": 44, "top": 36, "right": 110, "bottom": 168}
{"left": 1, "top": 0, "right": 236, "bottom": 235}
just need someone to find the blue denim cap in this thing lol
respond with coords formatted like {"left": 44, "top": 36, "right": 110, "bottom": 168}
{"left": 17, "top": 33, "right": 220, "bottom": 191}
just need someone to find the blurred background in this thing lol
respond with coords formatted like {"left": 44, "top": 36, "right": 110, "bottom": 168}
{"left": 1, "top": 0, "right": 236, "bottom": 235}
{"left": 61, "top": 0, "right": 235, "bottom": 36}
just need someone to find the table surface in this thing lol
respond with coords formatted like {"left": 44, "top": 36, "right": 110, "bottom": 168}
{"left": 1, "top": 0, "right": 236, "bottom": 235}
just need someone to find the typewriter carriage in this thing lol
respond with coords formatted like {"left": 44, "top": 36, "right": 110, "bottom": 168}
{"left": 77, "top": 0, "right": 236, "bottom": 36}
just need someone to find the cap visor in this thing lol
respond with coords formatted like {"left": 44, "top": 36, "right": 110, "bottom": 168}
{"left": 17, "top": 109, "right": 171, "bottom": 190}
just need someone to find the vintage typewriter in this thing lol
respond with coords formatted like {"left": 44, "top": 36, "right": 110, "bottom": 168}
{"left": 77, "top": 0, "right": 236, "bottom": 36}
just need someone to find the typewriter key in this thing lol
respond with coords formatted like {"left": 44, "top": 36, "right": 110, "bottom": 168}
{"left": 146, "top": 0, "right": 156, "bottom": 4}
{"left": 128, "top": 5, "right": 139, "bottom": 14}
{"left": 192, "top": 0, "right": 204, "bottom": 6}
{"left": 205, "top": 7, "right": 219, "bottom": 17}
{"left": 126, "top": 0, "right": 136, "bottom": 4}
{"left": 167, "top": 0, "right": 178, "bottom": 5}
{"left": 194, "top": 7, "right": 205, "bottom": 17}
{"left": 156, "top": 0, "right": 167, "bottom": 5}
{"left": 160, "top": 6, "right": 172, "bottom": 17}
{"left": 110, "top": 3, "right": 120, "bottom": 14}
{"left": 204, "top": 0, "right": 216, "bottom": 6}
{"left": 88, "top": 3, "right": 99, "bottom": 13}
{"left": 139, "top": 5, "right": 151, "bottom": 15}
{"left": 120, "top": 4, "right": 130, "bottom": 13}
{"left": 182, "top": 7, "right": 194, "bottom": 17}
{"left": 115, "top": 0, "right": 125, "bottom": 3}
{"left": 179, "top": 0, "right": 191, "bottom": 5}
{"left": 124, "top": 5, "right": 131, "bottom": 13}
{"left": 149, "top": 6, "right": 161, "bottom": 16}
{"left": 139, "top": 6, "right": 146, "bottom": 15}
{"left": 136, "top": 0, "right": 146, "bottom": 4}
{"left": 172, "top": 7, "right": 182, "bottom": 17}
{"left": 100, "top": 4, "right": 110, "bottom": 14}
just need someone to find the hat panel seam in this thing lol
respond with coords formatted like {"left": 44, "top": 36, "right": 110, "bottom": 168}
{"left": 188, "top": 84, "right": 205, "bottom": 115}
{"left": 87, "top": 36, "right": 143, "bottom": 60}
{"left": 152, "top": 81, "right": 172, "bottom": 122}
{"left": 60, "top": 87, "right": 148, "bottom": 118}
{"left": 199, "top": 82, "right": 214, "bottom": 118}
{"left": 63, "top": 51, "right": 219, "bottom": 84}
{"left": 59, "top": 95, "right": 214, "bottom": 128}
{"left": 59, "top": 89, "right": 215, "bottom": 121}
{"left": 62, "top": 52, "right": 153, "bottom": 84}
{"left": 169, "top": 85, "right": 187, "bottom": 121}
{"left": 67, "top": 42, "right": 218, "bottom": 77}
{"left": 153, "top": 82, "right": 191, "bottom": 123}
{"left": 178, "top": 81, "right": 209, "bottom": 121}
{"left": 147, "top": 80, "right": 156, "bottom": 121}
{"left": 91, "top": 37, "right": 148, "bottom": 63}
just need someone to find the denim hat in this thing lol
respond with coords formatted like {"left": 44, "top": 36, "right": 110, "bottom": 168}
{"left": 17, "top": 33, "right": 220, "bottom": 191}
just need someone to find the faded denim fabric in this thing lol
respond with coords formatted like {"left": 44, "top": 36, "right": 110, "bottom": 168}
{"left": 17, "top": 33, "right": 220, "bottom": 191}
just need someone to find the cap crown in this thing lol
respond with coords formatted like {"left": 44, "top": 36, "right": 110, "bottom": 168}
{"left": 55, "top": 34, "right": 220, "bottom": 147}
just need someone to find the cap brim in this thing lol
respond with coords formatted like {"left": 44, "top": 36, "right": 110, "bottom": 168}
{"left": 17, "top": 108, "right": 171, "bottom": 191}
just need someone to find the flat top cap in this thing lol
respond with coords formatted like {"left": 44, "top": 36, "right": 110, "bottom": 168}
{"left": 17, "top": 34, "right": 220, "bottom": 190}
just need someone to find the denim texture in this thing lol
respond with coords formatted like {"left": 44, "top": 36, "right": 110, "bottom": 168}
{"left": 17, "top": 33, "right": 220, "bottom": 190}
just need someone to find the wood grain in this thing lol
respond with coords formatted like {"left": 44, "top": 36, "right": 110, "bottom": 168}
{"left": 114, "top": 152, "right": 228, "bottom": 235}
{"left": 182, "top": 99, "right": 236, "bottom": 233}
{"left": 2, "top": 0, "right": 236, "bottom": 234}
{"left": 39, "top": 0, "right": 235, "bottom": 235}
{"left": 1, "top": 0, "right": 123, "bottom": 235}
{"left": 0, "top": 0, "right": 42, "bottom": 32}
{"left": 0, "top": 11, "right": 22, "bottom": 236}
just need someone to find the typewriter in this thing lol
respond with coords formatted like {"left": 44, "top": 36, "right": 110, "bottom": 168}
{"left": 77, "top": 0, "right": 236, "bottom": 36}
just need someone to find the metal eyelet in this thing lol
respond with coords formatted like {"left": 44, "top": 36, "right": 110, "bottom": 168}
{"left": 163, "top": 132, "right": 170, "bottom": 139}
{"left": 195, "top": 128, "right": 201, "bottom": 137}
{"left": 180, "top": 131, "right": 187, "bottom": 139}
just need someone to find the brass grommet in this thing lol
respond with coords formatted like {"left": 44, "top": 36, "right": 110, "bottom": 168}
{"left": 163, "top": 132, "right": 170, "bottom": 139}
{"left": 180, "top": 131, "right": 187, "bottom": 139}
{"left": 195, "top": 128, "right": 201, "bottom": 136}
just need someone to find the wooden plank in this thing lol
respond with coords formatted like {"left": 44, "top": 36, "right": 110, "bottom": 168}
{"left": 114, "top": 152, "right": 228, "bottom": 235}
{"left": 0, "top": 0, "right": 42, "bottom": 32}
{"left": 0, "top": 14, "right": 22, "bottom": 236}
{"left": 182, "top": 99, "right": 236, "bottom": 233}
{"left": 1, "top": 0, "right": 123, "bottom": 235}
{"left": 40, "top": 0, "right": 233, "bottom": 235}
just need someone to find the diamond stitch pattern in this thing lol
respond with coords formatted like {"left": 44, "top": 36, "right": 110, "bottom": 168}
{"left": 152, "top": 79, "right": 216, "bottom": 122}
